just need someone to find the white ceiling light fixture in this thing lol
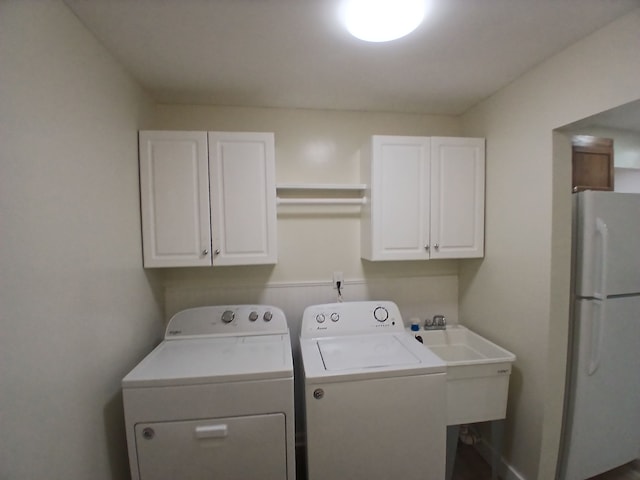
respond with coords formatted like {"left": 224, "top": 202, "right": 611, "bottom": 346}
{"left": 340, "top": 0, "right": 427, "bottom": 43}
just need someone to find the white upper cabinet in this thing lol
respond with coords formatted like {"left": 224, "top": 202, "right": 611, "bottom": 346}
{"left": 208, "top": 132, "right": 277, "bottom": 266}
{"left": 139, "top": 131, "right": 277, "bottom": 268}
{"left": 430, "top": 136, "right": 485, "bottom": 259}
{"left": 361, "top": 136, "right": 431, "bottom": 261}
{"left": 361, "top": 135, "right": 484, "bottom": 261}
{"left": 139, "top": 131, "right": 211, "bottom": 268}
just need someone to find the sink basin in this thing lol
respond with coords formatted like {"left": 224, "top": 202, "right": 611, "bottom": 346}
{"left": 417, "top": 325, "right": 515, "bottom": 365}
{"left": 410, "top": 325, "right": 516, "bottom": 425}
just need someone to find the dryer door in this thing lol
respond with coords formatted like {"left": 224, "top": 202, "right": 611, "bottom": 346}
{"left": 134, "top": 413, "right": 287, "bottom": 480}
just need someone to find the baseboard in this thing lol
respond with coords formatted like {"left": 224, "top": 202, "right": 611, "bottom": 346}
{"left": 475, "top": 436, "right": 527, "bottom": 480}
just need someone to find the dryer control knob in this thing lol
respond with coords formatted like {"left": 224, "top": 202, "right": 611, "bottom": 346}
{"left": 330, "top": 312, "right": 340, "bottom": 322}
{"left": 249, "top": 311, "right": 259, "bottom": 322}
{"left": 263, "top": 311, "right": 273, "bottom": 322}
{"left": 373, "top": 306, "right": 389, "bottom": 322}
{"left": 316, "top": 314, "right": 326, "bottom": 323}
{"left": 221, "top": 310, "right": 235, "bottom": 324}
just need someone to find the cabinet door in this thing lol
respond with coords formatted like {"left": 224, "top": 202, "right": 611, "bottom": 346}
{"left": 430, "top": 137, "right": 485, "bottom": 259}
{"left": 139, "top": 131, "right": 211, "bottom": 267}
{"left": 571, "top": 135, "right": 614, "bottom": 192}
{"left": 208, "top": 132, "right": 277, "bottom": 265}
{"left": 363, "top": 136, "right": 430, "bottom": 261}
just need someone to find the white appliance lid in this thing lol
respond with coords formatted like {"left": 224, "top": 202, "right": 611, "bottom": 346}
{"left": 301, "top": 331, "right": 446, "bottom": 382}
{"left": 122, "top": 334, "right": 293, "bottom": 388}
{"left": 318, "top": 335, "right": 420, "bottom": 371}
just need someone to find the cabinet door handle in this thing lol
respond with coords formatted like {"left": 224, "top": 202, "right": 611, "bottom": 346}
{"left": 202, "top": 249, "right": 209, "bottom": 256}
{"left": 424, "top": 245, "right": 430, "bottom": 251}
{"left": 434, "top": 243, "right": 439, "bottom": 250}
{"left": 214, "top": 249, "right": 221, "bottom": 255}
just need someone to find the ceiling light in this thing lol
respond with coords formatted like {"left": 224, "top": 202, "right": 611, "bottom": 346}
{"left": 340, "top": 0, "right": 427, "bottom": 43}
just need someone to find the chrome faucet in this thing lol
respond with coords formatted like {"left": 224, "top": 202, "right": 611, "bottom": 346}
{"left": 424, "top": 314, "right": 446, "bottom": 330}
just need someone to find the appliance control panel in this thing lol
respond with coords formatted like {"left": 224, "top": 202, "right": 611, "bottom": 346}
{"left": 300, "top": 301, "right": 404, "bottom": 338}
{"left": 165, "top": 305, "right": 288, "bottom": 338}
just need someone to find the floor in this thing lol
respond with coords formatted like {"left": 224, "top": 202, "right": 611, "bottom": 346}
{"left": 451, "top": 442, "right": 494, "bottom": 480}
{"left": 451, "top": 442, "right": 640, "bottom": 480}
{"left": 590, "top": 459, "right": 640, "bottom": 480}
{"left": 297, "top": 443, "right": 640, "bottom": 480}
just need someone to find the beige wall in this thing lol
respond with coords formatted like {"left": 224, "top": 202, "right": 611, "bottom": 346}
{"left": 460, "top": 8, "right": 640, "bottom": 480}
{"left": 0, "top": 2, "right": 163, "bottom": 479}
{"left": 151, "top": 105, "right": 463, "bottom": 288}
{"left": 2, "top": 2, "right": 640, "bottom": 479}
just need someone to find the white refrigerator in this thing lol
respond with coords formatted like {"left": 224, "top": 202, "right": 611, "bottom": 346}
{"left": 561, "top": 191, "right": 640, "bottom": 479}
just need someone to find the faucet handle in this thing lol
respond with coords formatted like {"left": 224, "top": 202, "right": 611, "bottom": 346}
{"left": 433, "top": 315, "right": 446, "bottom": 327}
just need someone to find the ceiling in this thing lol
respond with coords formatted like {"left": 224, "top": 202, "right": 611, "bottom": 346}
{"left": 64, "top": 0, "right": 639, "bottom": 116}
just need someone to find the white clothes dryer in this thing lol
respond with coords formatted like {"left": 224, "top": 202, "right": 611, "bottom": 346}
{"left": 300, "top": 301, "right": 446, "bottom": 480}
{"left": 122, "top": 305, "right": 295, "bottom": 480}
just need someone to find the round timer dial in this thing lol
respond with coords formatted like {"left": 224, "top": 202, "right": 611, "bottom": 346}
{"left": 373, "top": 306, "right": 389, "bottom": 322}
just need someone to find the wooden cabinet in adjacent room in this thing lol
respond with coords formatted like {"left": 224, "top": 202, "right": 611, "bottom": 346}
{"left": 572, "top": 135, "right": 614, "bottom": 192}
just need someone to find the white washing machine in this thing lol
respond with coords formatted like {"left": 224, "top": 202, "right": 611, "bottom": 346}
{"left": 300, "top": 301, "right": 446, "bottom": 480}
{"left": 122, "top": 305, "right": 295, "bottom": 480}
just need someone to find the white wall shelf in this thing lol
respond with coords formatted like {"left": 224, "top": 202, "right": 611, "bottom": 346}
{"left": 276, "top": 183, "right": 367, "bottom": 206}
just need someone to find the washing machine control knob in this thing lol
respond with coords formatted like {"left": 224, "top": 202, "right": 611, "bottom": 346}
{"left": 263, "top": 311, "right": 273, "bottom": 322}
{"left": 221, "top": 310, "right": 235, "bottom": 324}
{"left": 249, "top": 311, "right": 259, "bottom": 322}
{"left": 373, "top": 306, "right": 389, "bottom": 322}
{"left": 330, "top": 312, "right": 340, "bottom": 322}
{"left": 316, "top": 314, "right": 326, "bottom": 323}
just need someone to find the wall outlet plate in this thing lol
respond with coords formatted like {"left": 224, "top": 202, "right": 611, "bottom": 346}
{"left": 332, "top": 271, "right": 343, "bottom": 289}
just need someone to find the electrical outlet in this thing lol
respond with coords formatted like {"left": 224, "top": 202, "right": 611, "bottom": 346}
{"left": 333, "top": 271, "right": 343, "bottom": 289}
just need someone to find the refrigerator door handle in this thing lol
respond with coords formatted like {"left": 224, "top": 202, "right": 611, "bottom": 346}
{"left": 588, "top": 219, "right": 608, "bottom": 376}
{"left": 588, "top": 299, "right": 605, "bottom": 376}
{"left": 593, "top": 218, "right": 609, "bottom": 301}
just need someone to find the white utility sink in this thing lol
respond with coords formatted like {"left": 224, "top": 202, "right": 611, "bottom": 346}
{"left": 411, "top": 325, "right": 516, "bottom": 426}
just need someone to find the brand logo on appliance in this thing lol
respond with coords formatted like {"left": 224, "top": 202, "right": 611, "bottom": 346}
{"left": 168, "top": 330, "right": 182, "bottom": 336}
